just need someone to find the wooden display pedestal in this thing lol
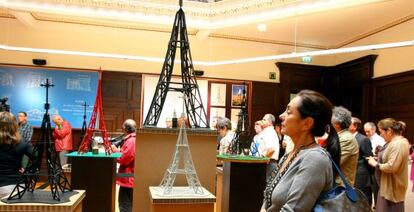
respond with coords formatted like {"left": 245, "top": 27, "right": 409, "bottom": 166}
{"left": 217, "top": 155, "right": 269, "bottom": 212}
{"left": 133, "top": 128, "right": 217, "bottom": 212}
{"left": 149, "top": 186, "right": 215, "bottom": 212}
{"left": 67, "top": 152, "right": 121, "bottom": 212}
{"left": 0, "top": 190, "right": 85, "bottom": 212}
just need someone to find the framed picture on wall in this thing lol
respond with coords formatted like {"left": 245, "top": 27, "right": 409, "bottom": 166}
{"left": 210, "top": 83, "right": 226, "bottom": 106}
{"left": 209, "top": 107, "right": 226, "bottom": 128}
{"left": 231, "top": 84, "right": 247, "bottom": 107}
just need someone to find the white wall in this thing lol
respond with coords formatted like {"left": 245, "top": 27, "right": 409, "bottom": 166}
{"left": 142, "top": 75, "right": 208, "bottom": 127}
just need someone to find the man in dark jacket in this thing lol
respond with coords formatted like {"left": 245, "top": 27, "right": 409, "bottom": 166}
{"left": 349, "top": 117, "right": 374, "bottom": 206}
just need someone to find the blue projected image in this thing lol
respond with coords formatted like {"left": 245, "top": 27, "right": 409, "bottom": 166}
{"left": 0, "top": 65, "right": 98, "bottom": 128}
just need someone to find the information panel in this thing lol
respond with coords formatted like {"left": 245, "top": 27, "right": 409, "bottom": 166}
{"left": 0, "top": 65, "right": 98, "bottom": 128}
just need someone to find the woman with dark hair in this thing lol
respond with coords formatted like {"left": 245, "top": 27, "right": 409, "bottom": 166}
{"left": 0, "top": 111, "right": 33, "bottom": 198}
{"left": 366, "top": 118, "right": 410, "bottom": 212}
{"left": 261, "top": 90, "right": 341, "bottom": 212}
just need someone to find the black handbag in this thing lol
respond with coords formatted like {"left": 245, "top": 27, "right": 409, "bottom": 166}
{"left": 313, "top": 152, "right": 371, "bottom": 212}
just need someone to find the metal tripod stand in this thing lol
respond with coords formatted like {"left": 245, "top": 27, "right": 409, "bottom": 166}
{"left": 7, "top": 78, "right": 72, "bottom": 201}
{"left": 143, "top": 0, "right": 208, "bottom": 128}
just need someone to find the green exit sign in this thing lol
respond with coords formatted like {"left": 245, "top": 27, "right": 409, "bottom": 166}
{"left": 302, "top": 56, "right": 312, "bottom": 63}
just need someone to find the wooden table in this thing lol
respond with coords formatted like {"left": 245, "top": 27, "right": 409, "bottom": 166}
{"left": 149, "top": 186, "right": 215, "bottom": 212}
{"left": 0, "top": 190, "right": 85, "bottom": 212}
{"left": 216, "top": 155, "right": 269, "bottom": 212}
{"left": 67, "top": 152, "right": 121, "bottom": 212}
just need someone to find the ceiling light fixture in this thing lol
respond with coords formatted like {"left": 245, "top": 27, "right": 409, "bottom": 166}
{"left": 1, "top": 40, "right": 413, "bottom": 66}
{"left": 257, "top": 23, "right": 267, "bottom": 32}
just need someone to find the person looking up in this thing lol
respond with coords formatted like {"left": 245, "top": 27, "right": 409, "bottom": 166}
{"left": 261, "top": 90, "right": 340, "bottom": 212}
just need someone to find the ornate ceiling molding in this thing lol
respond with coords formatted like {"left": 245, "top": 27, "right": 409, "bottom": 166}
{"left": 1, "top": 9, "right": 411, "bottom": 51}
{"left": 0, "top": 8, "right": 14, "bottom": 18}
{"left": 1, "top": 0, "right": 410, "bottom": 51}
{"left": 31, "top": 0, "right": 299, "bottom": 19}
{"left": 31, "top": 12, "right": 198, "bottom": 34}
{"left": 1, "top": 0, "right": 387, "bottom": 27}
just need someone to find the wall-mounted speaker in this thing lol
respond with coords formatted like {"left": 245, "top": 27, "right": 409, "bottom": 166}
{"left": 193, "top": 70, "right": 204, "bottom": 76}
{"left": 32, "top": 59, "right": 47, "bottom": 66}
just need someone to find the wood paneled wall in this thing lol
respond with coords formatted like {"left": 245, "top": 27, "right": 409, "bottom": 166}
{"left": 102, "top": 71, "right": 142, "bottom": 132}
{"left": 250, "top": 81, "right": 282, "bottom": 123}
{"left": 276, "top": 55, "right": 376, "bottom": 121}
{"left": 370, "top": 70, "right": 414, "bottom": 144}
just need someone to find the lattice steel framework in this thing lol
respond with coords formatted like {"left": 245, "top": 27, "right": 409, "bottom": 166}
{"left": 8, "top": 79, "right": 72, "bottom": 201}
{"left": 79, "top": 101, "right": 88, "bottom": 148}
{"left": 78, "top": 71, "right": 112, "bottom": 154}
{"left": 229, "top": 83, "right": 250, "bottom": 155}
{"left": 143, "top": 2, "right": 208, "bottom": 128}
{"left": 159, "top": 122, "right": 203, "bottom": 195}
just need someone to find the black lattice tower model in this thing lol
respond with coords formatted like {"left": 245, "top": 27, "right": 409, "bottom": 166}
{"left": 8, "top": 78, "right": 72, "bottom": 201}
{"left": 143, "top": 1, "right": 208, "bottom": 128}
{"left": 229, "top": 83, "right": 250, "bottom": 155}
{"left": 79, "top": 101, "right": 88, "bottom": 148}
{"left": 77, "top": 71, "right": 112, "bottom": 154}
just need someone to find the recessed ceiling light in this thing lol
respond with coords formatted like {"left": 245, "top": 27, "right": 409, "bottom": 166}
{"left": 257, "top": 23, "right": 267, "bottom": 32}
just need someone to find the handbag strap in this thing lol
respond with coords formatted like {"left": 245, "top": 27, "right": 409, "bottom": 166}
{"left": 322, "top": 150, "right": 359, "bottom": 202}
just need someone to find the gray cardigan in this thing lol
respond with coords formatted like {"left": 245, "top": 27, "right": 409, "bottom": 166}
{"left": 264, "top": 147, "right": 333, "bottom": 212}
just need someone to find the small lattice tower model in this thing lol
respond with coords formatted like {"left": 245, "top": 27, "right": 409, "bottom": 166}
{"left": 229, "top": 83, "right": 250, "bottom": 155}
{"left": 78, "top": 70, "right": 112, "bottom": 154}
{"left": 78, "top": 101, "right": 89, "bottom": 148}
{"left": 8, "top": 78, "right": 72, "bottom": 201}
{"left": 159, "top": 121, "right": 204, "bottom": 195}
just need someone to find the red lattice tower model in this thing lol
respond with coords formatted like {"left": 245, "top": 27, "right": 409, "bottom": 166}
{"left": 78, "top": 70, "right": 112, "bottom": 154}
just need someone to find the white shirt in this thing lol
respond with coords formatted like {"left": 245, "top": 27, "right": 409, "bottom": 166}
{"left": 219, "top": 131, "right": 236, "bottom": 155}
{"left": 370, "top": 133, "right": 385, "bottom": 155}
{"left": 259, "top": 126, "right": 280, "bottom": 160}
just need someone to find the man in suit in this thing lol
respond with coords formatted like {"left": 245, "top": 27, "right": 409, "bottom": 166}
{"left": 349, "top": 117, "right": 374, "bottom": 207}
